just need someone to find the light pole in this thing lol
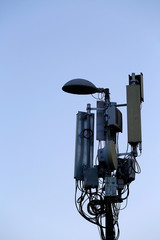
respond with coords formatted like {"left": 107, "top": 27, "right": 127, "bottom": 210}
{"left": 62, "top": 74, "right": 144, "bottom": 240}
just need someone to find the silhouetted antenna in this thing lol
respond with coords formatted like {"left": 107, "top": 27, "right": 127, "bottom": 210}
{"left": 62, "top": 73, "right": 144, "bottom": 240}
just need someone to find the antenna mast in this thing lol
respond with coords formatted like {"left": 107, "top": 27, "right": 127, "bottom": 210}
{"left": 62, "top": 73, "right": 144, "bottom": 240}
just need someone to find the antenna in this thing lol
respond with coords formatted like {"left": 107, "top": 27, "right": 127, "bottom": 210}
{"left": 62, "top": 73, "right": 144, "bottom": 240}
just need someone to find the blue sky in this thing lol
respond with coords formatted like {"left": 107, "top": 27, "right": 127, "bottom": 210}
{"left": 0, "top": 1, "right": 160, "bottom": 239}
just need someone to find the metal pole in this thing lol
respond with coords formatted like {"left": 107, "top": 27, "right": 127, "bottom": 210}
{"left": 105, "top": 198, "right": 115, "bottom": 240}
{"left": 104, "top": 89, "right": 115, "bottom": 240}
{"left": 87, "top": 104, "right": 91, "bottom": 168}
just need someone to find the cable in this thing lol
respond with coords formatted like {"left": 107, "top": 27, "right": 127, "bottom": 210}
{"left": 95, "top": 141, "right": 103, "bottom": 165}
{"left": 132, "top": 158, "right": 141, "bottom": 174}
{"left": 121, "top": 184, "right": 129, "bottom": 200}
{"left": 91, "top": 93, "right": 105, "bottom": 101}
{"left": 75, "top": 166, "right": 132, "bottom": 240}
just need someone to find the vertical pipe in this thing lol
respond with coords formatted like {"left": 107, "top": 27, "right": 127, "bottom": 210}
{"left": 87, "top": 104, "right": 91, "bottom": 168}
{"left": 105, "top": 199, "right": 115, "bottom": 240}
{"left": 104, "top": 90, "right": 115, "bottom": 240}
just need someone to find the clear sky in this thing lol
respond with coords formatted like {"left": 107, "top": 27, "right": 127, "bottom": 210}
{"left": 0, "top": 1, "right": 160, "bottom": 239}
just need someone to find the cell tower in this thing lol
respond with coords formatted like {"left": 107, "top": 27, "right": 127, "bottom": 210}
{"left": 62, "top": 73, "right": 144, "bottom": 240}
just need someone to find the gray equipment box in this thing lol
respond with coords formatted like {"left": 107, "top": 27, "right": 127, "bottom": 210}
{"left": 105, "top": 177, "right": 117, "bottom": 196}
{"left": 74, "top": 111, "right": 94, "bottom": 180}
{"left": 108, "top": 105, "right": 122, "bottom": 132}
{"left": 83, "top": 167, "right": 98, "bottom": 189}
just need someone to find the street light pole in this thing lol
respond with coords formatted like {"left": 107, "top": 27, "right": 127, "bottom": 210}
{"left": 62, "top": 74, "right": 144, "bottom": 240}
{"left": 104, "top": 89, "right": 115, "bottom": 240}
